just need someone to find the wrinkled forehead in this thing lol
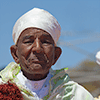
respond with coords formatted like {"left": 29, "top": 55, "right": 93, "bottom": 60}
{"left": 21, "top": 28, "right": 49, "bottom": 35}
{"left": 17, "top": 27, "right": 55, "bottom": 45}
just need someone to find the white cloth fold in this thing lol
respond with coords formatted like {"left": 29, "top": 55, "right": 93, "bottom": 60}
{"left": 13, "top": 8, "right": 61, "bottom": 45}
{"left": 96, "top": 51, "right": 100, "bottom": 65}
{"left": 17, "top": 71, "right": 52, "bottom": 99}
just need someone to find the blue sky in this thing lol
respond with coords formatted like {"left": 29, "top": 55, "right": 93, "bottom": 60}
{"left": 0, "top": 0, "right": 100, "bottom": 69}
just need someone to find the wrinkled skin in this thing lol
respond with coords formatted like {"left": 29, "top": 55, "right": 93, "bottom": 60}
{"left": 10, "top": 28, "right": 62, "bottom": 81}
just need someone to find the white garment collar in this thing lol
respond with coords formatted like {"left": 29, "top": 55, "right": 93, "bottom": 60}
{"left": 17, "top": 71, "right": 48, "bottom": 92}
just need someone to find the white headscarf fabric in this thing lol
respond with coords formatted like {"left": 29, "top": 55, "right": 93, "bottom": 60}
{"left": 13, "top": 8, "right": 61, "bottom": 45}
{"left": 96, "top": 51, "right": 100, "bottom": 65}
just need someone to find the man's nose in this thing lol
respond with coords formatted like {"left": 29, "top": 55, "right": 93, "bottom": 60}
{"left": 32, "top": 38, "right": 43, "bottom": 53}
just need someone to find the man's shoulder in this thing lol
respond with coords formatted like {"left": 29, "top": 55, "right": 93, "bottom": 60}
{"left": 50, "top": 68, "right": 69, "bottom": 81}
{"left": 49, "top": 68, "right": 94, "bottom": 100}
{"left": 49, "top": 68, "right": 70, "bottom": 87}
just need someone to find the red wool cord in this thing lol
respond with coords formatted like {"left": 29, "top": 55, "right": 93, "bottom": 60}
{"left": 0, "top": 82, "right": 23, "bottom": 100}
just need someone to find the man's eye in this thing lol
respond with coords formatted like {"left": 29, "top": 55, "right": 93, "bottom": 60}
{"left": 42, "top": 41, "right": 51, "bottom": 44}
{"left": 24, "top": 40, "right": 33, "bottom": 44}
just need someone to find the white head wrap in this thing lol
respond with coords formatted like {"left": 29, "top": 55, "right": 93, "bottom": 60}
{"left": 13, "top": 8, "right": 61, "bottom": 45}
{"left": 96, "top": 51, "right": 100, "bottom": 65}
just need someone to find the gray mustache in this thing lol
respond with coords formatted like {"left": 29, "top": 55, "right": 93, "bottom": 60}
{"left": 27, "top": 54, "right": 49, "bottom": 63}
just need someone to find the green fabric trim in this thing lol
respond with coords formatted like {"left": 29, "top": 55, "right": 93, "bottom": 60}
{"left": 0, "top": 62, "right": 34, "bottom": 97}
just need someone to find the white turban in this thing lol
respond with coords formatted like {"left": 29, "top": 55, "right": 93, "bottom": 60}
{"left": 13, "top": 8, "right": 61, "bottom": 45}
{"left": 96, "top": 51, "right": 100, "bottom": 65}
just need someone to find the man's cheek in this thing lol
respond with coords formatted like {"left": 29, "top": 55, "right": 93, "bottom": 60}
{"left": 19, "top": 49, "right": 28, "bottom": 58}
{"left": 45, "top": 47, "right": 54, "bottom": 53}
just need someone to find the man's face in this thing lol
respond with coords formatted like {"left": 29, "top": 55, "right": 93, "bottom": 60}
{"left": 16, "top": 28, "right": 55, "bottom": 75}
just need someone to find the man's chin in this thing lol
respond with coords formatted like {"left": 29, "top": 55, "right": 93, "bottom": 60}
{"left": 25, "top": 64, "right": 44, "bottom": 73}
{"left": 21, "top": 63, "right": 50, "bottom": 74}
{"left": 25, "top": 69, "right": 46, "bottom": 75}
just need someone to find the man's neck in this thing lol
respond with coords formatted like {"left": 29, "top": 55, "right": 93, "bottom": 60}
{"left": 21, "top": 69, "right": 49, "bottom": 81}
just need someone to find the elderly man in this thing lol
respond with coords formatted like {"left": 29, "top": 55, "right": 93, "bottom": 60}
{"left": 0, "top": 8, "right": 93, "bottom": 100}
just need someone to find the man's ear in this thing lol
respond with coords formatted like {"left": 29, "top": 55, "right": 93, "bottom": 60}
{"left": 10, "top": 45, "right": 19, "bottom": 64}
{"left": 52, "top": 46, "right": 62, "bottom": 65}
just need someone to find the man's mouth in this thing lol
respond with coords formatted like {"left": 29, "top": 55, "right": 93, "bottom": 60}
{"left": 27, "top": 58, "right": 45, "bottom": 64}
{"left": 30, "top": 60, "right": 45, "bottom": 64}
